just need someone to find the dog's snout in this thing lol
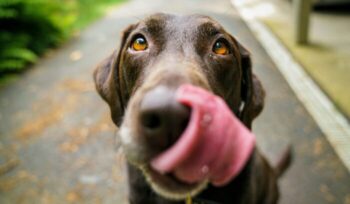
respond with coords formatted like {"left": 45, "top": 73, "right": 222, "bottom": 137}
{"left": 139, "top": 86, "right": 190, "bottom": 150}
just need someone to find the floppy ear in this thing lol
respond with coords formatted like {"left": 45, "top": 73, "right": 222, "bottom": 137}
{"left": 237, "top": 42, "right": 265, "bottom": 129}
{"left": 93, "top": 24, "right": 135, "bottom": 126}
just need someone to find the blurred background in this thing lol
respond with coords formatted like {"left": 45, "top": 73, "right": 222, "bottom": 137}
{"left": 0, "top": 0, "right": 349, "bottom": 203}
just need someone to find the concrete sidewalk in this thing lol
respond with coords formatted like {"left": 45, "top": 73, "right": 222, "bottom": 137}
{"left": 0, "top": 0, "right": 349, "bottom": 203}
{"left": 238, "top": 0, "right": 350, "bottom": 119}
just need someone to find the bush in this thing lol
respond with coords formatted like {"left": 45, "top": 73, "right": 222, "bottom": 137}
{"left": 0, "top": 0, "right": 124, "bottom": 77}
{"left": 0, "top": 0, "right": 75, "bottom": 75}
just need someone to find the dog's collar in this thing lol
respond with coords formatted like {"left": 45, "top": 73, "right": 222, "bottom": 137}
{"left": 192, "top": 198, "right": 221, "bottom": 204}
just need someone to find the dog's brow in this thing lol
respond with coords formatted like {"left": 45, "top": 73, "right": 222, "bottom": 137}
{"left": 197, "top": 22, "right": 221, "bottom": 37}
{"left": 144, "top": 18, "right": 165, "bottom": 34}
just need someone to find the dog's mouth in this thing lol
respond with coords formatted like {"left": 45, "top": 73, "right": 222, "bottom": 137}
{"left": 139, "top": 164, "right": 208, "bottom": 200}
{"left": 121, "top": 84, "right": 256, "bottom": 200}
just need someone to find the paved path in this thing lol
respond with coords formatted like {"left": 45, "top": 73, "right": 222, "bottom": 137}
{"left": 0, "top": 0, "right": 349, "bottom": 203}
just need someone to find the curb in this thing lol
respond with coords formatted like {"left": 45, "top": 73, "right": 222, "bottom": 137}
{"left": 231, "top": 0, "right": 350, "bottom": 172}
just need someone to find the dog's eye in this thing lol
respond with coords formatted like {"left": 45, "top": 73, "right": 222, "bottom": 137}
{"left": 131, "top": 36, "right": 148, "bottom": 51}
{"left": 213, "top": 40, "right": 229, "bottom": 55}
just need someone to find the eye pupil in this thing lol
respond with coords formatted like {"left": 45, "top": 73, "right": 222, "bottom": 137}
{"left": 213, "top": 40, "right": 229, "bottom": 55}
{"left": 136, "top": 37, "right": 145, "bottom": 45}
{"left": 215, "top": 42, "right": 222, "bottom": 49}
{"left": 132, "top": 36, "right": 148, "bottom": 51}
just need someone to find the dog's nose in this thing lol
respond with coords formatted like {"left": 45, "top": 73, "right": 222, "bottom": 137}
{"left": 139, "top": 86, "right": 190, "bottom": 150}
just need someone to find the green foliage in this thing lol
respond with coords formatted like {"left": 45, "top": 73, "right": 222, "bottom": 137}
{"left": 74, "top": 0, "right": 124, "bottom": 29}
{"left": 0, "top": 0, "right": 123, "bottom": 77}
{"left": 0, "top": 0, "right": 73, "bottom": 75}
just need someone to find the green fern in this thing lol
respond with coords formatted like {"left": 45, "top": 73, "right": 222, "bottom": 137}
{"left": 0, "top": 0, "right": 124, "bottom": 77}
{"left": 0, "top": 59, "right": 26, "bottom": 71}
{"left": 1, "top": 48, "right": 37, "bottom": 62}
{"left": 0, "top": 0, "right": 70, "bottom": 75}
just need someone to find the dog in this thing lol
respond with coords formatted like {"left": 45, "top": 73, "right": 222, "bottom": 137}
{"left": 94, "top": 13, "right": 291, "bottom": 204}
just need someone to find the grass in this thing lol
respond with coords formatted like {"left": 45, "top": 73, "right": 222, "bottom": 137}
{"left": 0, "top": 74, "right": 18, "bottom": 87}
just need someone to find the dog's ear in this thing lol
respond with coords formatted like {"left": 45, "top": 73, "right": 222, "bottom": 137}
{"left": 93, "top": 24, "right": 135, "bottom": 126}
{"left": 236, "top": 42, "right": 265, "bottom": 129}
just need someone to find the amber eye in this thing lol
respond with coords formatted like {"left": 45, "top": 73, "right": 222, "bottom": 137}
{"left": 213, "top": 40, "right": 229, "bottom": 55}
{"left": 131, "top": 36, "right": 148, "bottom": 51}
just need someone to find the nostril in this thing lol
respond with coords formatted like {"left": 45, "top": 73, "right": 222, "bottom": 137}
{"left": 178, "top": 105, "right": 190, "bottom": 132}
{"left": 142, "top": 112, "right": 161, "bottom": 129}
{"left": 180, "top": 116, "right": 190, "bottom": 132}
{"left": 138, "top": 86, "right": 192, "bottom": 150}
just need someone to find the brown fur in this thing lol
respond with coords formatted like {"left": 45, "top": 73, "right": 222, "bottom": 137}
{"left": 94, "top": 13, "right": 291, "bottom": 204}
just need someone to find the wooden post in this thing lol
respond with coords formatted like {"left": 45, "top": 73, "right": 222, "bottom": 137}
{"left": 294, "top": 0, "right": 312, "bottom": 44}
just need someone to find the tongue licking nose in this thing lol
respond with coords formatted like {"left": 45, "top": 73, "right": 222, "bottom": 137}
{"left": 151, "top": 84, "right": 256, "bottom": 186}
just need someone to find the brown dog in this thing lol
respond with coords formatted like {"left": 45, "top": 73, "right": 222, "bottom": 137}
{"left": 94, "top": 13, "right": 291, "bottom": 204}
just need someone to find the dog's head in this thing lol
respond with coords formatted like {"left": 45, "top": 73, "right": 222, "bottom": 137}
{"left": 94, "top": 13, "right": 265, "bottom": 200}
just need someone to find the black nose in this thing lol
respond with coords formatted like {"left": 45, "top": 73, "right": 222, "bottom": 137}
{"left": 139, "top": 86, "right": 190, "bottom": 150}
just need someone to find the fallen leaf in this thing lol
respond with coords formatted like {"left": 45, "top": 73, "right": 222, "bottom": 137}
{"left": 70, "top": 51, "right": 83, "bottom": 61}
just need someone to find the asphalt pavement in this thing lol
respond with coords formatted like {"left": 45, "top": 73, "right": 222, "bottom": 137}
{"left": 0, "top": 0, "right": 349, "bottom": 203}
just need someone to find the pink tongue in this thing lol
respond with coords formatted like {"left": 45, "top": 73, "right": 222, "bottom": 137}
{"left": 150, "top": 84, "right": 255, "bottom": 186}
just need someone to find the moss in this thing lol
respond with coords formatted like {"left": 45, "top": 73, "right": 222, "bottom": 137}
{"left": 263, "top": 19, "right": 350, "bottom": 119}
